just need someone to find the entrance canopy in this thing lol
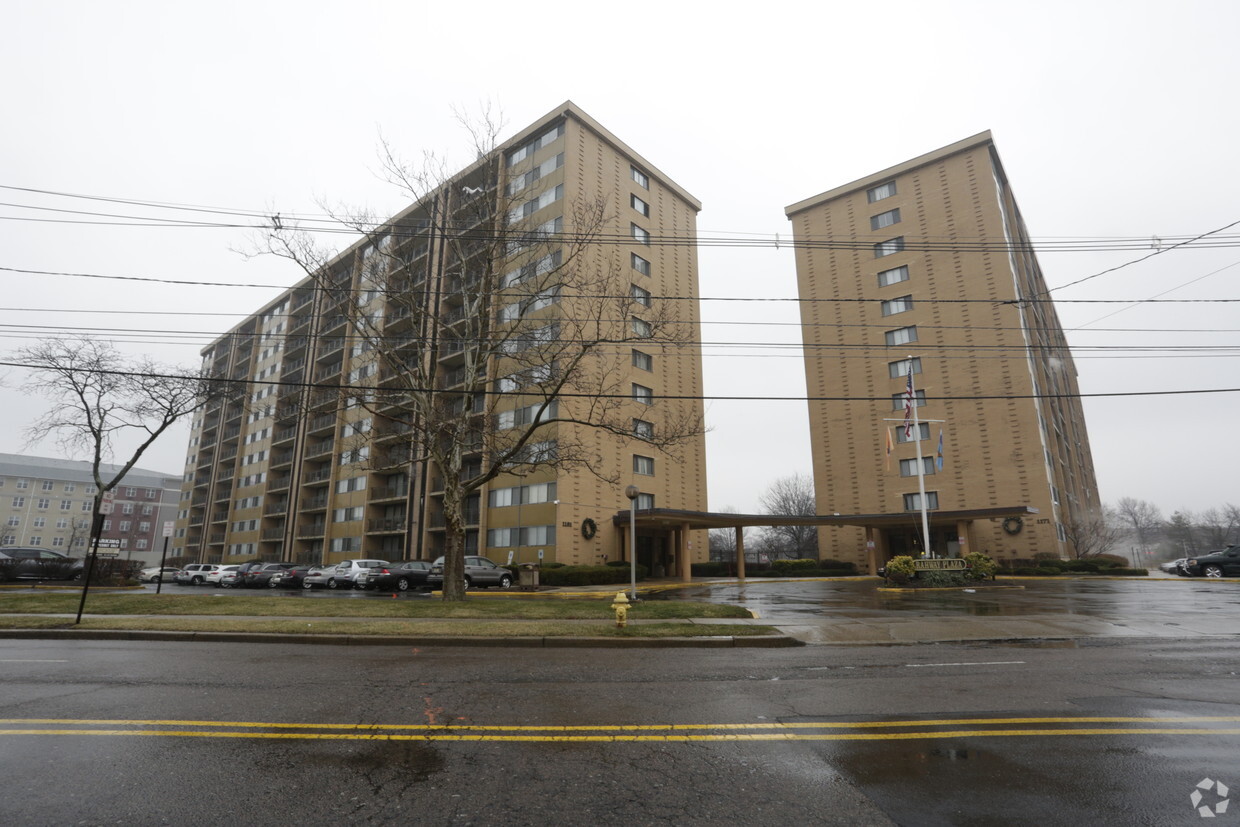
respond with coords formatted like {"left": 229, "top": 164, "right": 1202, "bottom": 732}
{"left": 608, "top": 505, "right": 1039, "bottom": 580}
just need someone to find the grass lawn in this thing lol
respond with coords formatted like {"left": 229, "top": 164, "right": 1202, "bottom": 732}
{"left": 0, "top": 592, "right": 753, "bottom": 620}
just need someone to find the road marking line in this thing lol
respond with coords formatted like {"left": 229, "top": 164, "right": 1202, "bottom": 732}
{"left": 0, "top": 660, "right": 69, "bottom": 663}
{"left": 4, "top": 716, "right": 1240, "bottom": 732}
{"left": 1, "top": 727, "right": 1240, "bottom": 743}
{"left": 905, "top": 661, "right": 1027, "bottom": 668}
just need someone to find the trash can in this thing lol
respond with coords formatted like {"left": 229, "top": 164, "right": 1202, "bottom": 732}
{"left": 518, "top": 563, "right": 540, "bottom": 591}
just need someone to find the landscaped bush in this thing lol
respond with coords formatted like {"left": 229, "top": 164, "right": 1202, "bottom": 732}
{"left": 917, "top": 570, "right": 972, "bottom": 588}
{"left": 771, "top": 559, "right": 818, "bottom": 575}
{"left": 1035, "top": 566, "right": 1061, "bottom": 576}
{"left": 884, "top": 555, "right": 916, "bottom": 586}
{"left": 537, "top": 564, "right": 648, "bottom": 587}
{"left": 963, "top": 552, "right": 998, "bottom": 580}
{"left": 1093, "top": 554, "right": 1129, "bottom": 568}
{"left": 1061, "top": 559, "right": 1100, "bottom": 573}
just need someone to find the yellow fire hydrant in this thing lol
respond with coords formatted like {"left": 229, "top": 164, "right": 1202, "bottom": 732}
{"left": 611, "top": 591, "right": 630, "bottom": 628}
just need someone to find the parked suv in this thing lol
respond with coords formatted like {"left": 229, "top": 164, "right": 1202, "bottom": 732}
{"left": 428, "top": 555, "right": 513, "bottom": 590}
{"left": 174, "top": 564, "right": 220, "bottom": 585}
{"left": 1183, "top": 546, "right": 1240, "bottom": 578}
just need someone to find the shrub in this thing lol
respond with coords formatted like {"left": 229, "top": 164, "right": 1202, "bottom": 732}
{"left": 1035, "top": 566, "right": 1061, "bottom": 576}
{"left": 884, "top": 555, "right": 916, "bottom": 585}
{"left": 1033, "top": 552, "right": 1062, "bottom": 562}
{"left": 917, "top": 570, "right": 971, "bottom": 588}
{"left": 963, "top": 552, "right": 998, "bottom": 580}
{"left": 1061, "top": 560, "right": 1100, "bottom": 573}
{"left": 538, "top": 564, "right": 648, "bottom": 586}
{"left": 1013, "top": 567, "right": 1041, "bottom": 576}
{"left": 604, "top": 560, "right": 629, "bottom": 568}
{"left": 691, "top": 562, "right": 731, "bottom": 577}
{"left": 771, "top": 559, "right": 818, "bottom": 575}
{"left": 1092, "top": 554, "right": 1128, "bottom": 568}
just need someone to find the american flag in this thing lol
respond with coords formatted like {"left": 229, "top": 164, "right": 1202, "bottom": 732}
{"left": 902, "top": 364, "right": 915, "bottom": 438}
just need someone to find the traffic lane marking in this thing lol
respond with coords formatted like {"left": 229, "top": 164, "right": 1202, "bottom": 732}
{"left": 2, "top": 727, "right": 1240, "bottom": 743}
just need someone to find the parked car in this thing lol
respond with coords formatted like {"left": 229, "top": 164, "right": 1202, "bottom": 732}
{"left": 301, "top": 566, "right": 336, "bottom": 590}
{"left": 269, "top": 565, "right": 321, "bottom": 589}
{"left": 173, "top": 563, "right": 221, "bottom": 585}
{"left": 357, "top": 561, "right": 432, "bottom": 592}
{"left": 205, "top": 565, "right": 240, "bottom": 587}
{"left": 241, "top": 562, "right": 299, "bottom": 588}
{"left": 139, "top": 566, "right": 180, "bottom": 584}
{"left": 323, "top": 559, "right": 390, "bottom": 590}
{"left": 1158, "top": 558, "right": 1187, "bottom": 575}
{"left": 0, "top": 547, "right": 85, "bottom": 581}
{"left": 1183, "top": 546, "right": 1240, "bottom": 578}
{"left": 428, "top": 555, "right": 514, "bottom": 590}
{"left": 218, "top": 567, "right": 242, "bottom": 588}
{"left": 233, "top": 561, "right": 275, "bottom": 587}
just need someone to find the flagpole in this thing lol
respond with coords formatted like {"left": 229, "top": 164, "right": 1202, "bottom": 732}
{"left": 909, "top": 357, "right": 933, "bottom": 558}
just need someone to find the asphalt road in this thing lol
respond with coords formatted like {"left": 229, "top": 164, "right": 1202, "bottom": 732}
{"left": 3, "top": 636, "right": 1239, "bottom": 825}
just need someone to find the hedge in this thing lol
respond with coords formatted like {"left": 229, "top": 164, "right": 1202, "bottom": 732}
{"left": 537, "top": 564, "right": 649, "bottom": 587}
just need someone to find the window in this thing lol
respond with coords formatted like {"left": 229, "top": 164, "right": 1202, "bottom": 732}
{"left": 81, "top": 501, "right": 91, "bottom": 511}
{"left": 333, "top": 507, "right": 363, "bottom": 523}
{"left": 64, "top": 483, "right": 75, "bottom": 492}
{"left": 631, "top": 194, "right": 649, "bottom": 217}
{"left": 55, "top": 518, "right": 67, "bottom": 529}
{"left": 142, "top": 505, "right": 152, "bottom": 515}
{"left": 631, "top": 166, "right": 649, "bottom": 189}
{"left": 28, "top": 536, "right": 41, "bottom": 546}
{"left": 899, "top": 457, "right": 936, "bottom": 477}
{"left": 888, "top": 357, "right": 921, "bottom": 379}
{"left": 903, "top": 491, "right": 939, "bottom": 511}
{"left": 630, "top": 284, "right": 652, "bottom": 307}
{"left": 891, "top": 390, "right": 926, "bottom": 410}
{"left": 870, "top": 208, "right": 901, "bottom": 231}
{"left": 121, "top": 503, "right": 134, "bottom": 514}
{"left": 633, "top": 455, "right": 655, "bottom": 476}
{"left": 41, "top": 480, "right": 54, "bottom": 491}
{"left": 633, "top": 419, "right": 654, "bottom": 440}
{"left": 125, "top": 487, "right": 136, "bottom": 497}
{"left": 5, "top": 517, "right": 16, "bottom": 527}
{"left": 330, "top": 537, "right": 362, "bottom": 553}
{"left": 631, "top": 350, "right": 652, "bottom": 371}
{"left": 119, "top": 521, "right": 131, "bottom": 532}
{"left": 631, "top": 223, "right": 650, "bottom": 245}
{"left": 874, "top": 237, "right": 905, "bottom": 258}
{"left": 867, "top": 181, "right": 897, "bottom": 202}
{"left": 11, "top": 497, "right": 23, "bottom": 507}
{"left": 36, "top": 498, "right": 49, "bottom": 510}
{"left": 60, "top": 500, "right": 72, "bottom": 510}
{"left": 0, "top": 535, "right": 12, "bottom": 545}
{"left": 102, "top": 520, "right": 111, "bottom": 531}
{"left": 52, "top": 537, "right": 65, "bottom": 547}
{"left": 631, "top": 318, "right": 652, "bottom": 338}
{"left": 487, "top": 482, "right": 556, "bottom": 508}
{"left": 632, "top": 384, "right": 653, "bottom": 405}
{"left": 885, "top": 326, "right": 918, "bottom": 346}
{"left": 136, "top": 539, "right": 148, "bottom": 550}
{"left": 335, "top": 476, "right": 367, "bottom": 494}
{"left": 15, "top": 479, "right": 28, "bottom": 490}
{"left": 892, "top": 426, "right": 932, "bottom": 446}
{"left": 33, "top": 517, "right": 45, "bottom": 528}
{"left": 139, "top": 522, "right": 150, "bottom": 533}
{"left": 631, "top": 254, "right": 651, "bottom": 276}
{"left": 636, "top": 493, "right": 655, "bottom": 509}
{"left": 877, "top": 265, "right": 910, "bottom": 287}
{"left": 881, "top": 295, "right": 914, "bottom": 316}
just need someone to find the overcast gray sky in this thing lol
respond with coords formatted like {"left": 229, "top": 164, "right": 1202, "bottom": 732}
{"left": 1, "top": 0, "right": 1236, "bottom": 520}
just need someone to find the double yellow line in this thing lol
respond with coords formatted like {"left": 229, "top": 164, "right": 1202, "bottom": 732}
{"left": 2, "top": 716, "right": 1240, "bottom": 743}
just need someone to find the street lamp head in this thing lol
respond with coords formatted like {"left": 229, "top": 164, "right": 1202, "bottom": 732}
{"left": 624, "top": 485, "right": 640, "bottom": 501}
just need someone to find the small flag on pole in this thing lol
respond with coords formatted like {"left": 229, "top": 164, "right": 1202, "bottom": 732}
{"left": 902, "top": 364, "right": 915, "bottom": 438}
{"left": 885, "top": 427, "right": 894, "bottom": 469}
{"left": 936, "top": 428, "right": 944, "bottom": 470}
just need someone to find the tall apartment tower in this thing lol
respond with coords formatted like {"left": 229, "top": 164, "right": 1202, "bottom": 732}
{"left": 173, "top": 102, "right": 709, "bottom": 573}
{"left": 785, "top": 132, "right": 1100, "bottom": 569}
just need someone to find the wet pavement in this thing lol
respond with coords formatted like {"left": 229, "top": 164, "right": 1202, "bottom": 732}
{"left": 659, "top": 576, "right": 1240, "bottom": 644}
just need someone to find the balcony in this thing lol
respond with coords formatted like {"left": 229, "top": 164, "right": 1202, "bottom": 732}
{"left": 305, "top": 439, "right": 334, "bottom": 459}
{"left": 210, "top": 511, "right": 228, "bottom": 524}
{"left": 268, "top": 475, "right": 291, "bottom": 492}
{"left": 314, "top": 363, "right": 342, "bottom": 383}
{"left": 303, "top": 467, "right": 333, "bottom": 485}
{"left": 208, "top": 533, "right": 226, "bottom": 544}
{"left": 308, "top": 413, "right": 336, "bottom": 435}
{"left": 261, "top": 527, "right": 286, "bottom": 541}
{"left": 367, "top": 517, "right": 408, "bottom": 533}
{"left": 212, "top": 483, "right": 233, "bottom": 502}
{"left": 273, "top": 426, "right": 297, "bottom": 445}
{"left": 370, "top": 484, "right": 409, "bottom": 502}
{"left": 296, "top": 522, "right": 327, "bottom": 539}
{"left": 270, "top": 450, "right": 294, "bottom": 468}
{"left": 299, "top": 495, "right": 328, "bottom": 511}
{"left": 428, "top": 505, "right": 480, "bottom": 528}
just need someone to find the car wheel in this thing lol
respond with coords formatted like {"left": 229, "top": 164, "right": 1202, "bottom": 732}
{"left": 499, "top": 574, "right": 513, "bottom": 589}
{"left": 267, "top": 579, "right": 279, "bottom": 588}
{"left": 1204, "top": 565, "right": 1224, "bottom": 578}
{"left": 463, "top": 576, "right": 472, "bottom": 591}
{"left": 327, "top": 578, "right": 338, "bottom": 589}
{"left": 396, "top": 577, "right": 410, "bottom": 592}
{"left": 151, "top": 576, "right": 161, "bottom": 584}
{"left": 302, "top": 580, "right": 313, "bottom": 590}
{"left": 191, "top": 575, "right": 204, "bottom": 585}
{"left": 220, "top": 581, "right": 232, "bottom": 589}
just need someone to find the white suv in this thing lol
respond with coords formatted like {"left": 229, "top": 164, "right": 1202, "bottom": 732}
{"left": 173, "top": 564, "right": 220, "bottom": 585}
{"left": 205, "top": 565, "right": 240, "bottom": 587}
{"left": 326, "top": 559, "right": 390, "bottom": 590}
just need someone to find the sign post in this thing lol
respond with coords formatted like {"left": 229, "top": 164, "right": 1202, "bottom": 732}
{"left": 157, "top": 521, "right": 174, "bottom": 595}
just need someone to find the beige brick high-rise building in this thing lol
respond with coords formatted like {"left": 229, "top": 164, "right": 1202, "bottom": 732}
{"left": 173, "top": 102, "right": 709, "bottom": 575}
{"left": 786, "top": 132, "right": 1099, "bottom": 571}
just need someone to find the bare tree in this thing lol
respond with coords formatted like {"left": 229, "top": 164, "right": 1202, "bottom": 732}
{"left": 15, "top": 337, "right": 221, "bottom": 609}
{"left": 1062, "top": 505, "right": 1123, "bottom": 559}
{"left": 708, "top": 507, "right": 748, "bottom": 563}
{"left": 1164, "top": 510, "right": 1199, "bottom": 555}
{"left": 757, "top": 474, "right": 818, "bottom": 559}
{"left": 259, "top": 116, "right": 704, "bottom": 600}
{"left": 1198, "top": 506, "right": 1239, "bottom": 549}
{"left": 1114, "top": 497, "right": 1163, "bottom": 551}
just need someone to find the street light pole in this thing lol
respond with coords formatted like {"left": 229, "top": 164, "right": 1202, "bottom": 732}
{"left": 625, "top": 485, "right": 639, "bottom": 601}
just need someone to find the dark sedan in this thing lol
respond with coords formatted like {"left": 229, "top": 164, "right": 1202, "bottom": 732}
{"left": 240, "top": 562, "right": 298, "bottom": 588}
{"left": 268, "top": 565, "right": 322, "bottom": 589}
{"left": 0, "top": 548, "right": 84, "bottom": 581}
{"left": 357, "top": 561, "right": 432, "bottom": 592}
{"left": 1183, "top": 546, "right": 1240, "bottom": 578}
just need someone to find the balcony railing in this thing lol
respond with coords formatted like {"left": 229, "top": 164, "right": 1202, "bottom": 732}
{"left": 300, "top": 495, "right": 328, "bottom": 511}
{"left": 367, "top": 517, "right": 408, "bottom": 533}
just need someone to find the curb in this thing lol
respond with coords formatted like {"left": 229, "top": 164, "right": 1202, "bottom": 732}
{"left": 0, "top": 629, "right": 802, "bottom": 648}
